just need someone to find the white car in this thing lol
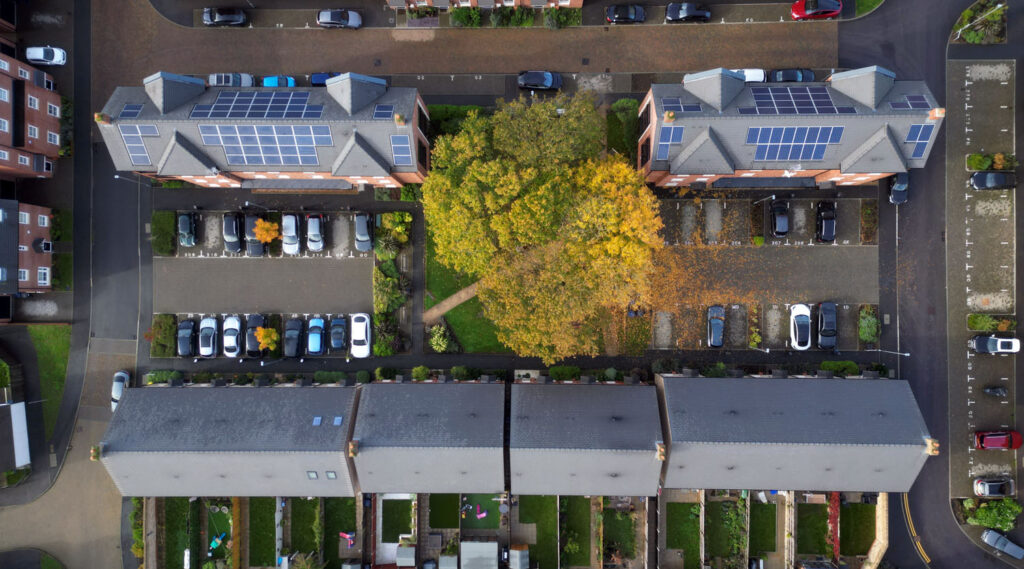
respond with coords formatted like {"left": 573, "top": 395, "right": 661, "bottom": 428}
{"left": 198, "top": 316, "right": 219, "bottom": 358}
{"left": 789, "top": 304, "right": 812, "bottom": 351}
{"left": 111, "top": 370, "right": 129, "bottom": 412}
{"left": 350, "top": 313, "right": 371, "bottom": 358}
{"left": 282, "top": 214, "right": 300, "bottom": 256}
{"left": 26, "top": 46, "right": 67, "bottom": 66}
{"left": 208, "top": 73, "right": 255, "bottom": 87}
{"left": 222, "top": 315, "right": 242, "bottom": 358}
{"left": 729, "top": 68, "right": 766, "bottom": 83}
{"left": 306, "top": 214, "right": 324, "bottom": 252}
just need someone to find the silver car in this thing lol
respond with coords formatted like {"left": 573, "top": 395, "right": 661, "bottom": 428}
{"left": 306, "top": 214, "right": 325, "bottom": 252}
{"left": 208, "top": 73, "right": 255, "bottom": 87}
{"left": 222, "top": 315, "right": 242, "bottom": 358}
{"left": 198, "top": 317, "right": 218, "bottom": 358}
{"left": 354, "top": 213, "right": 372, "bottom": 252}
{"left": 111, "top": 370, "right": 129, "bottom": 412}
{"left": 282, "top": 214, "right": 301, "bottom": 256}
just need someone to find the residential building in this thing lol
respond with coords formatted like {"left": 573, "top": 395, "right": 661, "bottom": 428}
{"left": 509, "top": 383, "right": 662, "bottom": 496}
{"left": 386, "top": 1, "right": 583, "bottom": 12}
{"left": 655, "top": 375, "right": 934, "bottom": 492}
{"left": 97, "top": 71, "right": 429, "bottom": 191}
{"left": 99, "top": 386, "right": 358, "bottom": 497}
{"left": 638, "top": 66, "right": 944, "bottom": 189}
{"left": 0, "top": 199, "right": 52, "bottom": 300}
{"left": 350, "top": 382, "right": 505, "bottom": 494}
{"left": 0, "top": 37, "right": 61, "bottom": 179}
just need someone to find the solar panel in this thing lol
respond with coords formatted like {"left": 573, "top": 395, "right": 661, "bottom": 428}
{"left": 119, "top": 124, "right": 160, "bottom": 166}
{"left": 373, "top": 104, "right": 395, "bottom": 119}
{"left": 119, "top": 104, "right": 144, "bottom": 119}
{"left": 905, "top": 123, "right": 934, "bottom": 159}
{"left": 739, "top": 86, "right": 850, "bottom": 115}
{"left": 190, "top": 91, "right": 324, "bottom": 119}
{"left": 656, "top": 126, "right": 684, "bottom": 160}
{"left": 662, "top": 98, "right": 683, "bottom": 112}
{"left": 390, "top": 135, "right": 413, "bottom": 166}
{"left": 682, "top": 104, "right": 702, "bottom": 112}
{"left": 891, "top": 95, "right": 931, "bottom": 110}
{"left": 745, "top": 126, "right": 843, "bottom": 162}
{"left": 199, "top": 124, "right": 333, "bottom": 166}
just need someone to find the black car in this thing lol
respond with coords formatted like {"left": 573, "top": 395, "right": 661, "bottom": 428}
{"left": 222, "top": 213, "right": 241, "bottom": 254}
{"left": 817, "top": 301, "right": 837, "bottom": 349}
{"left": 985, "top": 385, "right": 1009, "bottom": 397}
{"left": 202, "top": 8, "right": 248, "bottom": 26}
{"left": 970, "top": 171, "right": 1017, "bottom": 190}
{"left": 770, "top": 199, "right": 790, "bottom": 238}
{"left": 517, "top": 71, "right": 563, "bottom": 91}
{"left": 606, "top": 4, "right": 646, "bottom": 23}
{"left": 769, "top": 68, "right": 816, "bottom": 82}
{"left": 245, "top": 314, "right": 265, "bottom": 357}
{"left": 330, "top": 316, "right": 348, "bottom": 351}
{"left": 815, "top": 201, "right": 836, "bottom": 242}
{"left": 244, "top": 214, "right": 265, "bottom": 257}
{"left": 707, "top": 305, "right": 725, "bottom": 348}
{"left": 176, "top": 319, "right": 196, "bottom": 357}
{"left": 284, "top": 318, "right": 303, "bottom": 358}
{"left": 666, "top": 3, "right": 711, "bottom": 22}
{"left": 177, "top": 213, "right": 196, "bottom": 248}
{"left": 888, "top": 172, "right": 909, "bottom": 204}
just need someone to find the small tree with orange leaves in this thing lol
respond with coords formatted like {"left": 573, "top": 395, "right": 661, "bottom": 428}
{"left": 254, "top": 218, "right": 280, "bottom": 244}
{"left": 255, "top": 326, "right": 279, "bottom": 352}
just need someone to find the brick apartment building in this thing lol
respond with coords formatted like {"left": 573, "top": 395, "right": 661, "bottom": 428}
{"left": 0, "top": 37, "right": 62, "bottom": 180}
{"left": 0, "top": 199, "right": 52, "bottom": 301}
{"left": 97, "top": 71, "right": 430, "bottom": 191}
{"left": 638, "top": 66, "right": 945, "bottom": 189}
{"left": 386, "top": 0, "right": 583, "bottom": 11}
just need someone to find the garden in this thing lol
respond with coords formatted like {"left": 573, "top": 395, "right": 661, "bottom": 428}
{"left": 28, "top": 324, "right": 71, "bottom": 439}
{"left": 324, "top": 498, "right": 357, "bottom": 569}
{"left": 748, "top": 503, "right": 776, "bottom": 557}
{"left": 249, "top": 498, "right": 276, "bottom": 567}
{"left": 519, "top": 495, "right": 558, "bottom": 569}
{"left": 290, "top": 498, "right": 321, "bottom": 556}
{"left": 429, "top": 494, "right": 460, "bottom": 529}
{"left": 163, "top": 497, "right": 202, "bottom": 569}
{"left": 796, "top": 504, "right": 829, "bottom": 555}
{"left": 372, "top": 211, "right": 414, "bottom": 357}
{"left": 602, "top": 498, "right": 637, "bottom": 562}
{"left": 951, "top": 0, "right": 1008, "bottom": 44}
{"left": 381, "top": 498, "right": 414, "bottom": 543}
{"left": 559, "top": 496, "right": 591, "bottom": 567}
{"left": 839, "top": 504, "right": 875, "bottom": 556}
{"left": 206, "top": 500, "right": 234, "bottom": 560}
{"left": 666, "top": 502, "right": 701, "bottom": 569}
{"left": 705, "top": 499, "right": 747, "bottom": 569}
{"left": 461, "top": 493, "right": 502, "bottom": 530}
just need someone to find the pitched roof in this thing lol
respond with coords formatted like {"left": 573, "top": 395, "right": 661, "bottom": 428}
{"left": 659, "top": 376, "right": 932, "bottom": 492}
{"left": 671, "top": 127, "right": 735, "bottom": 174}
{"left": 332, "top": 131, "right": 391, "bottom": 177}
{"left": 157, "top": 131, "right": 221, "bottom": 176}
{"left": 0, "top": 199, "right": 19, "bottom": 295}
{"left": 143, "top": 72, "right": 207, "bottom": 114}
{"left": 683, "top": 68, "right": 746, "bottom": 111}
{"left": 828, "top": 66, "right": 896, "bottom": 110}
{"left": 326, "top": 73, "right": 389, "bottom": 115}
{"left": 840, "top": 125, "right": 907, "bottom": 173}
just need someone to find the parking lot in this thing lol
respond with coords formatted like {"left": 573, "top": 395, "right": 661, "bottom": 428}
{"left": 176, "top": 210, "right": 364, "bottom": 260}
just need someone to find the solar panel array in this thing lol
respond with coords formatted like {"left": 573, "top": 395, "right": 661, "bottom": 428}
{"left": 745, "top": 126, "right": 844, "bottom": 161}
{"left": 199, "top": 124, "right": 333, "bottom": 166}
{"left": 656, "top": 126, "right": 684, "bottom": 160}
{"left": 190, "top": 91, "right": 324, "bottom": 119}
{"left": 373, "top": 105, "right": 394, "bottom": 119}
{"left": 890, "top": 95, "right": 930, "bottom": 110}
{"left": 119, "top": 104, "right": 144, "bottom": 119}
{"left": 120, "top": 124, "right": 160, "bottom": 166}
{"left": 391, "top": 135, "right": 413, "bottom": 166}
{"left": 662, "top": 98, "right": 702, "bottom": 113}
{"left": 905, "top": 124, "right": 934, "bottom": 159}
{"left": 738, "top": 87, "right": 856, "bottom": 115}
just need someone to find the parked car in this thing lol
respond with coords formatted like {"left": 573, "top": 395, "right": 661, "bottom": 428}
{"left": 975, "top": 430, "right": 1023, "bottom": 450}
{"left": 317, "top": 9, "right": 362, "bottom": 29}
{"left": 245, "top": 314, "right": 265, "bottom": 358}
{"left": 208, "top": 73, "right": 255, "bottom": 87}
{"left": 984, "top": 385, "right": 1009, "bottom": 397}
{"left": 770, "top": 199, "right": 790, "bottom": 237}
{"left": 350, "top": 313, "right": 371, "bottom": 359}
{"left": 306, "top": 214, "right": 325, "bottom": 252}
{"left": 222, "top": 213, "right": 242, "bottom": 254}
{"left": 666, "top": 3, "right": 711, "bottom": 22}
{"left": 730, "top": 68, "right": 767, "bottom": 83}
{"left": 222, "top": 315, "right": 242, "bottom": 358}
{"left": 789, "top": 303, "right": 811, "bottom": 351}
{"left": 111, "top": 370, "right": 128, "bottom": 412}
{"left": 354, "top": 212, "right": 373, "bottom": 252}
{"left": 817, "top": 301, "right": 837, "bottom": 350}
{"left": 306, "top": 318, "right": 325, "bottom": 356}
{"left": 982, "top": 530, "right": 1024, "bottom": 560}
{"left": 970, "top": 171, "right": 1017, "bottom": 190}
{"left": 244, "top": 215, "right": 265, "bottom": 257}
{"left": 282, "top": 214, "right": 301, "bottom": 256}
{"left": 888, "top": 172, "right": 909, "bottom": 204}
{"left": 974, "top": 477, "right": 1015, "bottom": 497}
{"left": 25, "top": 46, "right": 67, "bottom": 66}
{"left": 262, "top": 75, "right": 296, "bottom": 88}
{"left": 311, "top": 72, "right": 342, "bottom": 86}
{"left": 202, "top": 7, "right": 248, "bottom": 26}
{"left": 791, "top": 0, "right": 842, "bottom": 20}
{"left": 284, "top": 318, "right": 304, "bottom": 358}
{"left": 707, "top": 305, "right": 725, "bottom": 348}
{"left": 177, "top": 213, "right": 197, "bottom": 248}
{"left": 330, "top": 316, "right": 348, "bottom": 351}
{"left": 198, "top": 316, "right": 219, "bottom": 358}
{"left": 816, "top": 200, "right": 836, "bottom": 242}
{"left": 517, "top": 71, "right": 563, "bottom": 91}
{"left": 969, "top": 335, "right": 1021, "bottom": 354}
{"left": 606, "top": 4, "right": 646, "bottom": 23}
{"left": 769, "top": 68, "right": 815, "bottom": 82}
{"left": 177, "top": 319, "right": 196, "bottom": 357}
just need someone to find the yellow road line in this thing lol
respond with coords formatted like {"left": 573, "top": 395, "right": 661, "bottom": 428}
{"left": 903, "top": 494, "right": 931, "bottom": 564}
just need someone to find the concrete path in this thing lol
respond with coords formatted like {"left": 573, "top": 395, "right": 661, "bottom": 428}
{"left": 423, "top": 282, "right": 479, "bottom": 326}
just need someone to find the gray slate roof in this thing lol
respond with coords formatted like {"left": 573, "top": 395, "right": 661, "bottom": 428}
{"left": 100, "top": 386, "right": 356, "bottom": 497}
{"left": 509, "top": 383, "right": 662, "bottom": 496}
{"left": 0, "top": 199, "right": 19, "bottom": 295}
{"left": 352, "top": 383, "right": 505, "bottom": 494}
{"left": 659, "top": 376, "right": 932, "bottom": 492}
{"left": 682, "top": 68, "right": 746, "bottom": 111}
{"left": 672, "top": 128, "right": 735, "bottom": 174}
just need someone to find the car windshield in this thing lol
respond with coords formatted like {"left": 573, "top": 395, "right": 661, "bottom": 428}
{"left": 987, "top": 434, "right": 1009, "bottom": 446}
{"left": 308, "top": 219, "right": 322, "bottom": 239}
{"left": 178, "top": 329, "right": 190, "bottom": 339}
{"left": 710, "top": 319, "right": 723, "bottom": 335}
{"left": 984, "top": 173, "right": 1004, "bottom": 186}
{"left": 43, "top": 48, "right": 54, "bottom": 60}
{"left": 200, "top": 330, "right": 213, "bottom": 347}
{"left": 795, "top": 316, "right": 810, "bottom": 342}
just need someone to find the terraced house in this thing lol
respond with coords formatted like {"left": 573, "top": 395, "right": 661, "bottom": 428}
{"left": 0, "top": 37, "right": 62, "bottom": 180}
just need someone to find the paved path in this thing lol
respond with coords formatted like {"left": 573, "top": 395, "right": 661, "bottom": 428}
{"left": 423, "top": 281, "right": 478, "bottom": 325}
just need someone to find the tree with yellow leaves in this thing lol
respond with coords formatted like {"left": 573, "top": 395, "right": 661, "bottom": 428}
{"left": 253, "top": 218, "right": 280, "bottom": 244}
{"left": 255, "top": 326, "right": 279, "bottom": 352}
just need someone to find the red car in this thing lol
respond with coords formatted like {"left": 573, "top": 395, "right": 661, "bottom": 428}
{"left": 975, "top": 431, "right": 1023, "bottom": 450}
{"left": 791, "top": 0, "right": 842, "bottom": 20}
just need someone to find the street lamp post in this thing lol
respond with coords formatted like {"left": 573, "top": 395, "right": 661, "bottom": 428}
{"left": 752, "top": 347, "right": 771, "bottom": 354}
{"left": 752, "top": 194, "right": 776, "bottom": 206}
{"left": 868, "top": 348, "right": 910, "bottom": 357}
{"left": 113, "top": 174, "right": 153, "bottom": 187}
{"left": 244, "top": 200, "right": 269, "bottom": 211}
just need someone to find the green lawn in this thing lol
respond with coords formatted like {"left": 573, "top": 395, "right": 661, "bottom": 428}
{"left": 51, "top": 252, "right": 73, "bottom": 291}
{"left": 28, "top": 325, "right": 71, "bottom": 440}
{"left": 163, "top": 497, "right": 193, "bottom": 569}
{"left": 50, "top": 209, "right": 72, "bottom": 242}
{"left": 666, "top": 503, "right": 701, "bottom": 569}
{"left": 856, "top": 0, "right": 884, "bottom": 15}
{"left": 151, "top": 210, "right": 176, "bottom": 256}
{"left": 424, "top": 234, "right": 510, "bottom": 353}
{"left": 324, "top": 497, "right": 357, "bottom": 569}
{"left": 602, "top": 506, "right": 636, "bottom": 560}
{"left": 840, "top": 504, "right": 876, "bottom": 555}
{"left": 461, "top": 493, "right": 501, "bottom": 529}
{"left": 206, "top": 502, "right": 233, "bottom": 559}
{"left": 40, "top": 553, "right": 63, "bottom": 569}
{"left": 249, "top": 498, "right": 276, "bottom": 567}
{"left": 749, "top": 503, "right": 777, "bottom": 555}
{"left": 381, "top": 499, "right": 413, "bottom": 542}
{"left": 519, "top": 496, "right": 558, "bottom": 569}
{"left": 429, "top": 494, "right": 460, "bottom": 529}
{"left": 796, "top": 504, "right": 829, "bottom": 555}
{"left": 290, "top": 498, "right": 320, "bottom": 555}
{"left": 705, "top": 500, "right": 743, "bottom": 559}
{"left": 560, "top": 496, "right": 591, "bottom": 566}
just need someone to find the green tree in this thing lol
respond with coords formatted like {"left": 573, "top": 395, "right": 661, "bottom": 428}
{"left": 966, "top": 498, "right": 1023, "bottom": 532}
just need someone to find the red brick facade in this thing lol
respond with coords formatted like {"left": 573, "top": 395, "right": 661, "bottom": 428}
{"left": 0, "top": 37, "right": 61, "bottom": 180}
{"left": 16, "top": 203, "right": 52, "bottom": 293}
{"left": 399, "top": 0, "right": 583, "bottom": 9}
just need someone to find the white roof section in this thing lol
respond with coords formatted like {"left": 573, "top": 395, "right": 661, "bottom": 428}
{"left": 461, "top": 542, "right": 499, "bottom": 569}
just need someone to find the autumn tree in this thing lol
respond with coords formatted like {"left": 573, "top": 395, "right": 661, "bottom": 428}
{"left": 255, "top": 326, "right": 279, "bottom": 352}
{"left": 254, "top": 218, "right": 280, "bottom": 243}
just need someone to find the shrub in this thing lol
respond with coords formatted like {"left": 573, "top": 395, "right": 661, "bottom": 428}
{"left": 131, "top": 497, "right": 145, "bottom": 559}
{"left": 400, "top": 185, "right": 422, "bottom": 202}
{"left": 412, "top": 365, "right": 431, "bottom": 381}
{"left": 375, "top": 367, "right": 397, "bottom": 381}
{"left": 373, "top": 266, "right": 407, "bottom": 315}
{"left": 543, "top": 7, "right": 581, "bottom": 29}
{"left": 651, "top": 358, "right": 679, "bottom": 374}
{"left": 752, "top": 235, "right": 765, "bottom": 247}
{"left": 356, "top": 370, "right": 371, "bottom": 383}
{"left": 511, "top": 7, "right": 535, "bottom": 26}
{"left": 968, "top": 313, "right": 1000, "bottom": 332}
{"left": 148, "top": 314, "right": 177, "bottom": 358}
{"left": 375, "top": 234, "right": 400, "bottom": 261}
{"left": 967, "top": 153, "right": 994, "bottom": 171}
{"left": 993, "top": 153, "right": 1020, "bottom": 170}
{"left": 151, "top": 211, "right": 176, "bottom": 256}
{"left": 858, "top": 306, "right": 880, "bottom": 343}
{"left": 965, "top": 498, "right": 1023, "bottom": 532}
{"left": 380, "top": 211, "right": 413, "bottom": 245}
{"left": 605, "top": 367, "right": 618, "bottom": 382}
{"left": 146, "top": 369, "right": 183, "bottom": 384}
{"left": 820, "top": 361, "right": 860, "bottom": 377}
{"left": 451, "top": 365, "right": 469, "bottom": 380}
{"left": 314, "top": 371, "right": 347, "bottom": 384}
{"left": 0, "top": 360, "right": 9, "bottom": 389}
{"left": 373, "top": 314, "right": 403, "bottom": 356}
{"left": 609, "top": 98, "right": 640, "bottom": 161}
{"left": 450, "top": 7, "right": 481, "bottom": 27}
{"left": 429, "top": 323, "right": 458, "bottom": 353}
{"left": 491, "top": 6, "right": 512, "bottom": 26}
{"left": 549, "top": 365, "right": 581, "bottom": 381}
{"left": 702, "top": 362, "right": 728, "bottom": 377}
{"left": 426, "top": 104, "right": 485, "bottom": 141}
{"left": 374, "top": 187, "right": 393, "bottom": 201}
